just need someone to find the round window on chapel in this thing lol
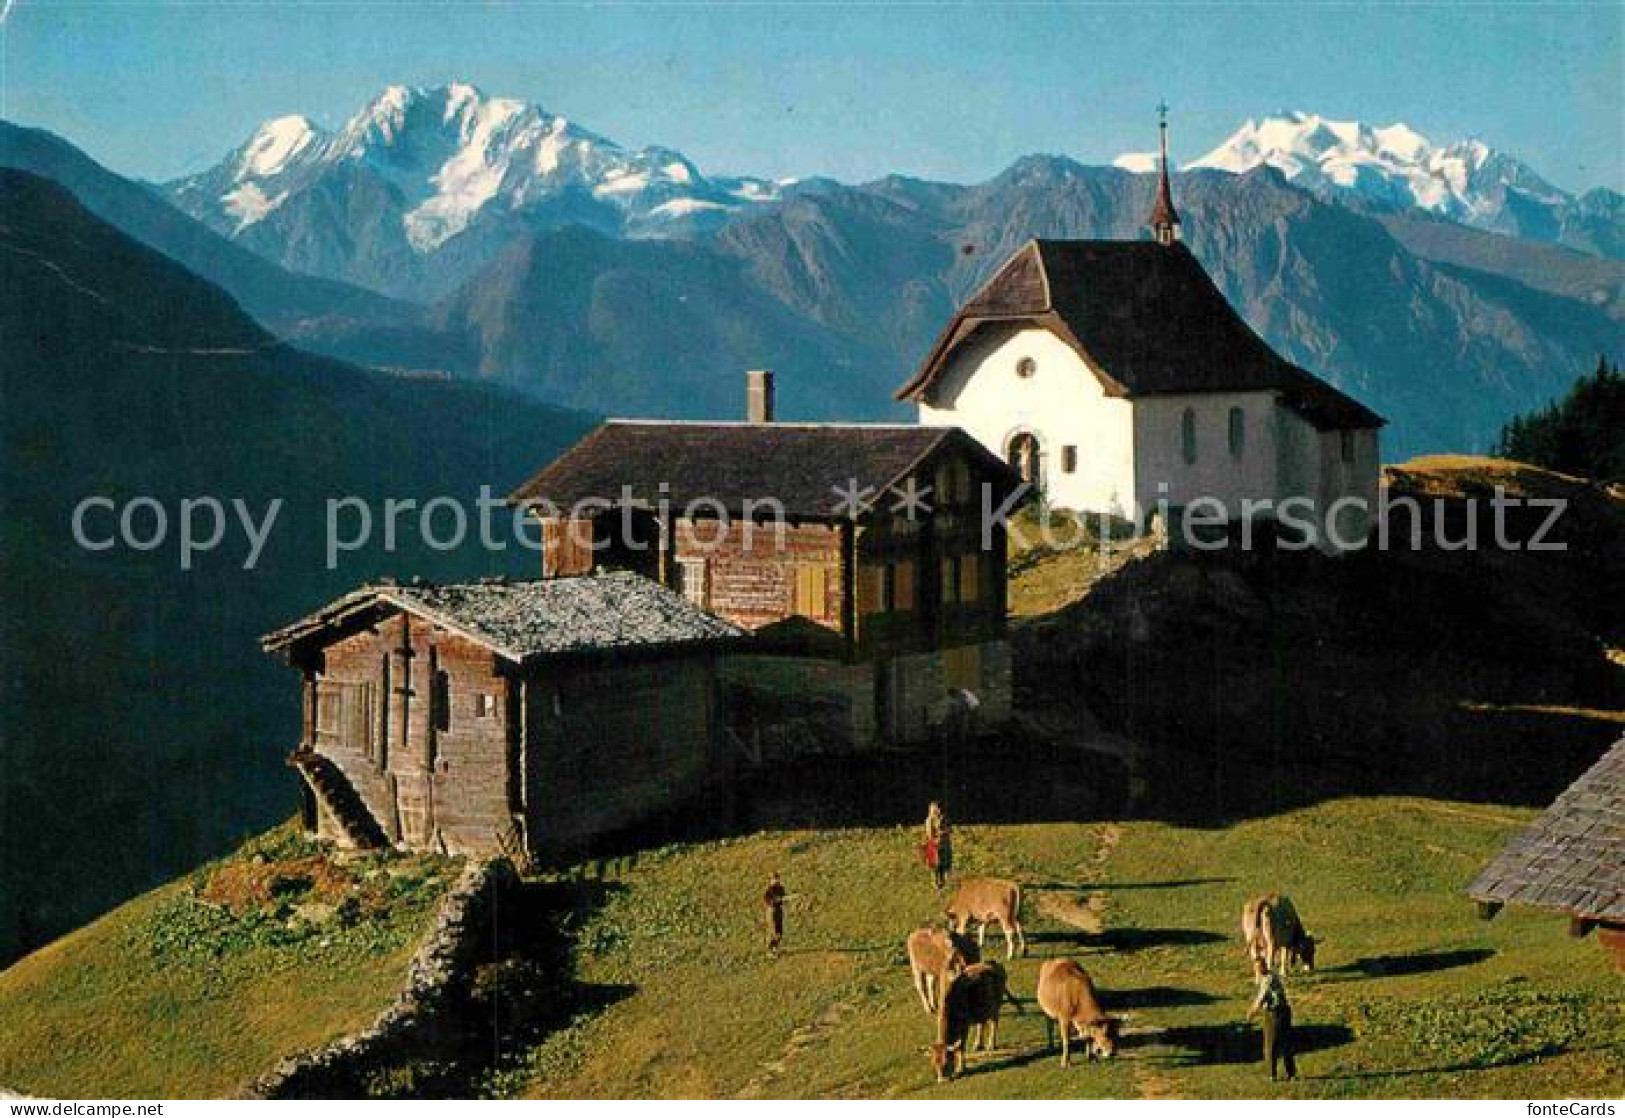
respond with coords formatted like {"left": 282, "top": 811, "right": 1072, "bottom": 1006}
{"left": 1016, "top": 356, "right": 1037, "bottom": 379}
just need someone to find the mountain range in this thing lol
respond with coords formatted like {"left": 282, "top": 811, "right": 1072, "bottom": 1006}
{"left": 5, "top": 88, "right": 1624, "bottom": 456}
{"left": 165, "top": 83, "right": 789, "bottom": 300}
{"left": 1121, "top": 110, "right": 1623, "bottom": 258}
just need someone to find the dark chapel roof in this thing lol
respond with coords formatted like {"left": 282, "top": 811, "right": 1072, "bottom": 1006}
{"left": 896, "top": 239, "right": 1384, "bottom": 432}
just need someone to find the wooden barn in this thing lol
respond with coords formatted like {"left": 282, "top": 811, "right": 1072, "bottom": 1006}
{"left": 262, "top": 571, "right": 743, "bottom": 861}
{"left": 1468, "top": 734, "right": 1625, "bottom": 972}
{"left": 508, "top": 373, "right": 1027, "bottom": 748}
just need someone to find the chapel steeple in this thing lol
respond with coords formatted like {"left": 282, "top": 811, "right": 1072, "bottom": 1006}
{"left": 1149, "top": 102, "right": 1181, "bottom": 246}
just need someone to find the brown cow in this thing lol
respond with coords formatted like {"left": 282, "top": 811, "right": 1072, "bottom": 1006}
{"left": 1035, "top": 958, "right": 1121, "bottom": 1067}
{"left": 906, "top": 926, "right": 980, "bottom": 1014}
{"left": 944, "top": 877, "right": 1026, "bottom": 959}
{"left": 928, "top": 960, "right": 1010, "bottom": 1082}
{"left": 1242, "top": 893, "right": 1316, "bottom": 974}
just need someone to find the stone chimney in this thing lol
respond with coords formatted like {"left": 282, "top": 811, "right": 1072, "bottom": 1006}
{"left": 746, "top": 369, "right": 776, "bottom": 424}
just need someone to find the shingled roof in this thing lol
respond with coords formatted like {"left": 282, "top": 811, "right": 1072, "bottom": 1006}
{"left": 1467, "top": 735, "right": 1625, "bottom": 923}
{"left": 896, "top": 239, "right": 1384, "bottom": 431}
{"left": 262, "top": 571, "right": 743, "bottom": 664}
{"left": 507, "top": 421, "right": 1021, "bottom": 520}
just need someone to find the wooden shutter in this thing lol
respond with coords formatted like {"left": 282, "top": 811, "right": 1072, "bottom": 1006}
{"left": 794, "top": 563, "right": 829, "bottom": 619}
{"left": 959, "top": 553, "right": 981, "bottom": 603}
{"left": 894, "top": 559, "right": 916, "bottom": 611}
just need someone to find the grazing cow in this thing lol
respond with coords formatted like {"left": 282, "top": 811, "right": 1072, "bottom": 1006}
{"left": 944, "top": 877, "right": 1026, "bottom": 959}
{"left": 1242, "top": 893, "right": 1316, "bottom": 974}
{"left": 929, "top": 960, "right": 1010, "bottom": 1082}
{"left": 1035, "top": 958, "right": 1121, "bottom": 1067}
{"left": 906, "top": 927, "right": 980, "bottom": 1014}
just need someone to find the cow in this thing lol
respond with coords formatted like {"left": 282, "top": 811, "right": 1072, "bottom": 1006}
{"left": 928, "top": 960, "right": 1010, "bottom": 1082}
{"left": 1242, "top": 893, "right": 1316, "bottom": 974}
{"left": 943, "top": 877, "right": 1026, "bottom": 960}
{"left": 1035, "top": 958, "right": 1121, "bottom": 1067}
{"left": 906, "top": 926, "right": 980, "bottom": 1014}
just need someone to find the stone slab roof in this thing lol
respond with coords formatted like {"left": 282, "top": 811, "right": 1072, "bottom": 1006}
{"left": 263, "top": 571, "right": 743, "bottom": 663}
{"left": 1467, "top": 734, "right": 1625, "bottom": 922}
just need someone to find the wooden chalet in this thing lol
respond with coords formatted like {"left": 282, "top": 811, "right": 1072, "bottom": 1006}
{"left": 263, "top": 571, "right": 743, "bottom": 861}
{"left": 508, "top": 373, "right": 1027, "bottom": 747}
{"left": 1468, "top": 734, "right": 1625, "bottom": 972}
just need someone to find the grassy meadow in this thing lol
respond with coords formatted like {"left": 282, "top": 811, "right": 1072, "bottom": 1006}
{"left": 0, "top": 825, "right": 454, "bottom": 1098}
{"left": 509, "top": 799, "right": 1622, "bottom": 1099}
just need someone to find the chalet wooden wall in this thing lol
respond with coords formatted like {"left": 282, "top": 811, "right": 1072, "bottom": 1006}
{"left": 308, "top": 614, "right": 513, "bottom": 856}
{"left": 522, "top": 657, "right": 723, "bottom": 857}
{"left": 673, "top": 520, "right": 844, "bottom": 632}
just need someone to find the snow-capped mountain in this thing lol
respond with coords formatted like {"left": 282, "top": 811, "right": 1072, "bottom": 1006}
{"left": 1154, "top": 111, "right": 1612, "bottom": 248}
{"left": 166, "top": 82, "right": 787, "bottom": 297}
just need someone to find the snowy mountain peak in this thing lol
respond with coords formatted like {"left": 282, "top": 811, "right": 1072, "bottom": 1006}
{"left": 1179, "top": 111, "right": 1569, "bottom": 227}
{"left": 239, "top": 115, "right": 321, "bottom": 177}
{"left": 169, "top": 82, "right": 785, "bottom": 253}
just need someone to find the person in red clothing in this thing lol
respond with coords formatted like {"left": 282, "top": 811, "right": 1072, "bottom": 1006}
{"left": 921, "top": 802, "right": 953, "bottom": 889}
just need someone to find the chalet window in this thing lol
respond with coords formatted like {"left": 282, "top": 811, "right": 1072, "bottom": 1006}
{"left": 349, "top": 683, "right": 372, "bottom": 761}
{"left": 315, "top": 682, "right": 342, "bottom": 738}
{"left": 432, "top": 668, "right": 451, "bottom": 733}
{"left": 676, "top": 556, "right": 708, "bottom": 608}
{"left": 475, "top": 693, "right": 497, "bottom": 718}
{"left": 1061, "top": 446, "right": 1078, "bottom": 474}
{"left": 1229, "top": 408, "right": 1246, "bottom": 458}
{"left": 941, "top": 554, "right": 980, "bottom": 604}
{"left": 1340, "top": 430, "right": 1356, "bottom": 463}
{"left": 1016, "top": 356, "right": 1037, "bottom": 379}
{"left": 1181, "top": 408, "right": 1198, "bottom": 465}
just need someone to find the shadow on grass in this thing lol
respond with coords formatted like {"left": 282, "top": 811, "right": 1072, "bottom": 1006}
{"left": 1110, "top": 986, "right": 1222, "bottom": 1010}
{"left": 1092, "top": 927, "right": 1228, "bottom": 952}
{"left": 963, "top": 1042, "right": 1058, "bottom": 1077}
{"left": 1094, "top": 878, "right": 1239, "bottom": 891}
{"left": 1322, "top": 948, "right": 1494, "bottom": 979}
{"left": 1313, "top": 1040, "right": 1600, "bottom": 1083}
{"left": 1144, "top": 1022, "right": 1355, "bottom": 1067}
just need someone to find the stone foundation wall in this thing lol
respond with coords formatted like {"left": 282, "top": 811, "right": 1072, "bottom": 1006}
{"left": 242, "top": 858, "right": 517, "bottom": 1099}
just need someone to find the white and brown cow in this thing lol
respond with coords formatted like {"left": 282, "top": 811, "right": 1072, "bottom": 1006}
{"left": 1035, "top": 958, "right": 1121, "bottom": 1067}
{"left": 944, "top": 877, "right": 1026, "bottom": 960}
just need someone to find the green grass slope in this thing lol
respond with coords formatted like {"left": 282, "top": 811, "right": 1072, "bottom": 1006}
{"left": 0, "top": 825, "right": 455, "bottom": 1098}
{"left": 510, "top": 799, "right": 1622, "bottom": 1099}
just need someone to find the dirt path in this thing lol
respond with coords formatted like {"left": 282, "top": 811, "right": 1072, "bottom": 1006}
{"left": 1035, "top": 823, "right": 1188, "bottom": 1100}
{"left": 736, "top": 987, "right": 862, "bottom": 1097}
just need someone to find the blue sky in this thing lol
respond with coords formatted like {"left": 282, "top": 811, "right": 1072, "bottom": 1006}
{"left": 3, "top": 2, "right": 1621, "bottom": 190}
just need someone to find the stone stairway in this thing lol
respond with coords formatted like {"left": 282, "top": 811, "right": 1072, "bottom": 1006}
{"left": 289, "top": 749, "right": 389, "bottom": 850}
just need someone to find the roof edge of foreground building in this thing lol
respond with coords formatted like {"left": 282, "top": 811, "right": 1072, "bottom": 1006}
{"left": 1468, "top": 733, "right": 1625, "bottom": 971}
{"left": 263, "top": 569, "right": 745, "bottom": 664}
